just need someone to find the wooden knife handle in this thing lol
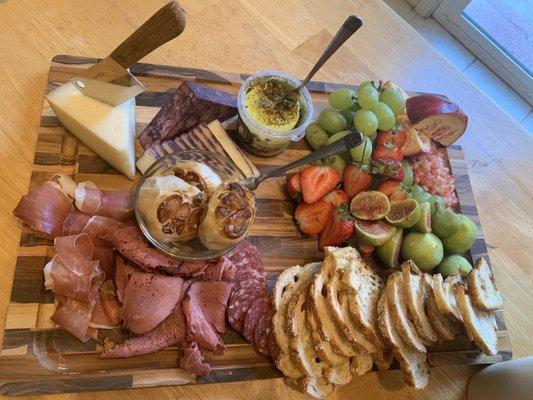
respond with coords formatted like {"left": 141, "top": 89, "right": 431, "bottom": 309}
{"left": 110, "top": 1, "right": 186, "bottom": 68}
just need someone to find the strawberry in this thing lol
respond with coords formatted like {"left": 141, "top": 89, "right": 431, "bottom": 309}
{"left": 295, "top": 200, "right": 332, "bottom": 236}
{"left": 300, "top": 165, "right": 340, "bottom": 204}
{"left": 322, "top": 189, "right": 349, "bottom": 207}
{"left": 318, "top": 204, "right": 354, "bottom": 250}
{"left": 376, "top": 179, "right": 409, "bottom": 201}
{"left": 286, "top": 173, "right": 302, "bottom": 201}
{"left": 343, "top": 164, "right": 372, "bottom": 199}
{"left": 373, "top": 128, "right": 407, "bottom": 161}
{"left": 372, "top": 157, "right": 405, "bottom": 181}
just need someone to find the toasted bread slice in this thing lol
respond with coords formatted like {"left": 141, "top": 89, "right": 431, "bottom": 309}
{"left": 323, "top": 359, "right": 353, "bottom": 385}
{"left": 307, "top": 310, "right": 347, "bottom": 366}
{"left": 386, "top": 271, "right": 426, "bottom": 353}
{"left": 272, "top": 262, "right": 321, "bottom": 378}
{"left": 401, "top": 262, "right": 439, "bottom": 345}
{"left": 327, "top": 272, "right": 377, "bottom": 354}
{"left": 468, "top": 258, "right": 503, "bottom": 311}
{"left": 373, "top": 350, "right": 394, "bottom": 371}
{"left": 421, "top": 274, "right": 459, "bottom": 341}
{"left": 350, "top": 354, "right": 373, "bottom": 376}
{"left": 286, "top": 287, "right": 325, "bottom": 379}
{"left": 377, "top": 290, "right": 429, "bottom": 389}
{"left": 333, "top": 247, "right": 385, "bottom": 349}
{"left": 309, "top": 252, "right": 358, "bottom": 357}
{"left": 298, "top": 377, "right": 335, "bottom": 399}
{"left": 433, "top": 274, "right": 462, "bottom": 322}
{"left": 453, "top": 282, "right": 498, "bottom": 356}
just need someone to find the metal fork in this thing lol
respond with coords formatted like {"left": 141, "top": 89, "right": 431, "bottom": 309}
{"left": 242, "top": 132, "right": 363, "bottom": 190}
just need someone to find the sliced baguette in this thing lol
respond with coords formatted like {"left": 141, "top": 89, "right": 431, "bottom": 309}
{"left": 350, "top": 354, "right": 373, "bottom": 376}
{"left": 333, "top": 247, "right": 385, "bottom": 349}
{"left": 422, "top": 274, "right": 459, "bottom": 341}
{"left": 272, "top": 262, "right": 321, "bottom": 378}
{"left": 307, "top": 310, "right": 347, "bottom": 366}
{"left": 401, "top": 262, "right": 439, "bottom": 345}
{"left": 453, "top": 282, "right": 498, "bottom": 356}
{"left": 373, "top": 350, "right": 394, "bottom": 372}
{"left": 377, "top": 290, "right": 429, "bottom": 389}
{"left": 386, "top": 271, "right": 426, "bottom": 353}
{"left": 323, "top": 359, "right": 353, "bottom": 385}
{"left": 468, "top": 257, "right": 503, "bottom": 311}
{"left": 433, "top": 274, "right": 462, "bottom": 322}
{"left": 298, "top": 377, "right": 335, "bottom": 399}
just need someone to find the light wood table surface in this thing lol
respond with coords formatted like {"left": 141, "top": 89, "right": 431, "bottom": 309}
{"left": 0, "top": 0, "right": 531, "bottom": 399}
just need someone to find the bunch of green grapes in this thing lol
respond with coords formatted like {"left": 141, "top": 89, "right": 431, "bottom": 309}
{"left": 304, "top": 81, "right": 406, "bottom": 166}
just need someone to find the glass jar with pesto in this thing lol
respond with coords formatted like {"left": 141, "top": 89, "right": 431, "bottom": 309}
{"left": 236, "top": 70, "right": 313, "bottom": 157}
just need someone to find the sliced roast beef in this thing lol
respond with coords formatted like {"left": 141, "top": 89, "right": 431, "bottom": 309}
{"left": 179, "top": 341, "right": 212, "bottom": 376}
{"left": 114, "top": 256, "right": 139, "bottom": 303}
{"left": 121, "top": 272, "right": 183, "bottom": 334}
{"left": 203, "top": 256, "right": 236, "bottom": 281}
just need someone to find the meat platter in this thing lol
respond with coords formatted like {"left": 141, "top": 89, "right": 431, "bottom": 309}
{"left": 0, "top": 55, "right": 511, "bottom": 396}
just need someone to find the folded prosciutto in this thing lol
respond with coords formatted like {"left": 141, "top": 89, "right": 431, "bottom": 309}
{"left": 13, "top": 178, "right": 75, "bottom": 238}
{"left": 90, "top": 280, "right": 121, "bottom": 329}
{"left": 182, "top": 281, "right": 232, "bottom": 355}
{"left": 63, "top": 212, "right": 126, "bottom": 238}
{"left": 179, "top": 342, "right": 212, "bottom": 376}
{"left": 51, "top": 296, "right": 97, "bottom": 342}
{"left": 75, "top": 181, "right": 134, "bottom": 222}
{"left": 121, "top": 272, "right": 184, "bottom": 334}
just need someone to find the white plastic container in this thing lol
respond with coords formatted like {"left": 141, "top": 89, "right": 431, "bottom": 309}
{"left": 236, "top": 70, "right": 313, "bottom": 157}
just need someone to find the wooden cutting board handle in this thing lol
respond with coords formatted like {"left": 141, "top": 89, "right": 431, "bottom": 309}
{"left": 110, "top": 1, "right": 186, "bottom": 68}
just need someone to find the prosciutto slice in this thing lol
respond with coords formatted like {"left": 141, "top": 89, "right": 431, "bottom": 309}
{"left": 51, "top": 296, "right": 96, "bottom": 342}
{"left": 179, "top": 342, "right": 212, "bottom": 376}
{"left": 90, "top": 281, "right": 121, "bottom": 329}
{"left": 63, "top": 211, "right": 91, "bottom": 235}
{"left": 121, "top": 272, "right": 184, "bottom": 335}
{"left": 49, "top": 173, "right": 77, "bottom": 199}
{"left": 13, "top": 180, "right": 74, "bottom": 238}
{"left": 75, "top": 181, "right": 134, "bottom": 221}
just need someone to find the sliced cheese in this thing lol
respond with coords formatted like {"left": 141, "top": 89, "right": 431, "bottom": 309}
{"left": 46, "top": 82, "right": 136, "bottom": 179}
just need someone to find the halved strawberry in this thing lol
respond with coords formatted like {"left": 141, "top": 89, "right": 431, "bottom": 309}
{"left": 318, "top": 204, "right": 354, "bottom": 250}
{"left": 295, "top": 199, "right": 332, "bottom": 236}
{"left": 286, "top": 173, "right": 302, "bottom": 201}
{"left": 300, "top": 165, "right": 340, "bottom": 204}
{"left": 343, "top": 164, "right": 372, "bottom": 199}
{"left": 372, "top": 157, "right": 405, "bottom": 181}
{"left": 322, "top": 189, "right": 349, "bottom": 207}
{"left": 376, "top": 179, "right": 409, "bottom": 201}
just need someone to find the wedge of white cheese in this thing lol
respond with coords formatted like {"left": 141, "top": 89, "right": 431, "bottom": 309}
{"left": 46, "top": 82, "right": 136, "bottom": 179}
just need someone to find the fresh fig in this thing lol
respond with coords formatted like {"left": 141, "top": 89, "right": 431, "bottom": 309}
{"left": 350, "top": 191, "right": 390, "bottom": 220}
{"left": 376, "top": 228, "right": 403, "bottom": 269}
{"left": 431, "top": 203, "right": 460, "bottom": 238}
{"left": 355, "top": 220, "right": 396, "bottom": 246}
{"left": 385, "top": 199, "right": 420, "bottom": 228}
{"left": 437, "top": 254, "right": 472, "bottom": 278}
{"left": 441, "top": 214, "right": 477, "bottom": 254}
{"left": 412, "top": 201, "right": 432, "bottom": 233}
{"left": 401, "top": 232, "right": 443, "bottom": 271}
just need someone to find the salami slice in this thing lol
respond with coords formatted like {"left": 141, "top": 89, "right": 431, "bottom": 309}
{"left": 254, "top": 305, "right": 273, "bottom": 357}
{"left": 228, "top": 285, "right": 264, "bottom": 332}
{"left": 228, "top": 241, "right": 265, "bottom": 276}
{"left": 234, "top": 269, "right": 267, "bottom": 293}
{"left": 242, "top": 296, "right": 269, "bottom": 344}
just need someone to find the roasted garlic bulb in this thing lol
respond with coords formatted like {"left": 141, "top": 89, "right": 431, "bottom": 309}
{"left": 198, "top": 182, "right": 256, "bottom": 251}
{"left": 164, "top": 161, "right": 221, "bottom": 197}
{"left": 137, "top": 175, "right": 207, "bottom": 243}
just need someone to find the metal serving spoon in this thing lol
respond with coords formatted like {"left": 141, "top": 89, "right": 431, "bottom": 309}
{"left": 242, "top": 131, "right": 363, "bottom": 190}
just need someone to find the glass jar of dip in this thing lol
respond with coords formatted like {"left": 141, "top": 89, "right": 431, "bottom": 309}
{"left": 236, "top": 70, "right": 314, "bottom": 157}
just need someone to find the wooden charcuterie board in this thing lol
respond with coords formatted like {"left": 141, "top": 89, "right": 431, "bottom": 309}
{"left": 0, "top": 55, "right": 511, "bottom": 396}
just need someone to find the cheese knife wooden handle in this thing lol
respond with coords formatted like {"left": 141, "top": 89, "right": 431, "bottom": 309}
{"left": 110, "top": 1, "right": 186, "bottom": 68}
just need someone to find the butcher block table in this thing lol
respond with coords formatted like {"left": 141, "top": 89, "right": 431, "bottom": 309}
{"left": 0, "top": 0, "right": 531, "bottom": 399}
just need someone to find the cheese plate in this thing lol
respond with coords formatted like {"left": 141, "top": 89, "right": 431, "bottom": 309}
{"left": 0, "top": 55, "right": 511, "bottom": 396}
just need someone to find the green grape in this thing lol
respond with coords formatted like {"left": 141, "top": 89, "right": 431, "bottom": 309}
{"left": 368, "top": 131, "right": 377, "bottom": 142}
{"left": 350, "top": 136, "right": 372, "bottom": 165}
{"left": 347, "top": 102, "right": 361, "bottom": 112}
{"left": 340, "top": 109, "right": 356, "bottom": 129}
{"left": 353, "top": 109, "right": 378, "bottom": 136}
{"left": 323, "top": 154, "right": 346, "bottom": 179}
{"left": 318, "top": 108, "right": 347, "bottom": 134}
{"left": 326, "top": 131, "right": 352, "bottom": 162}
{"left": 371, "top": 102, "right": 395, "bottom": 131}
{"left": 305, "top": 122, "right": 329, "bottom": 150}
{"left": 357, "top": 85, "right": 379, "bottom": 110}
{"left": 379, "top": 88, "right": 406, "bottom": 116}
{"left": 359, "top": 80, "right": 377, "bottom": 89}
{"left": 329, "top": 88, "right": 357, "bottom": 110}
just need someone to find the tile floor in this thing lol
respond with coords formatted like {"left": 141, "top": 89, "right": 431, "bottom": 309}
{"left": 384, "top": 0, "right": 532, "bottom": 135}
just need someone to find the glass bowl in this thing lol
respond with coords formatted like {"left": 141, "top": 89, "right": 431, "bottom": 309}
{"left": 134, "top": 150, "right": 248, "bottom": 260}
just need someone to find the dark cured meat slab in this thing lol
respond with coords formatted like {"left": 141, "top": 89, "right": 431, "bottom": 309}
{"left": 139, "top": 82, "right": 237, "bottom": 148}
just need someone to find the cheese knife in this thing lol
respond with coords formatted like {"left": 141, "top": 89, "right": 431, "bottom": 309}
{"left": 70, "top": 1, "right": 186, "bottom": 106}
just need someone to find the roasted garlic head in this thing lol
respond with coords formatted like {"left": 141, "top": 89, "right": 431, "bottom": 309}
{"left": 164, "top": 161, "right": 221, "bottom": 197}
{"left": 198, "top": 182, "right": 256, "bottom": 251}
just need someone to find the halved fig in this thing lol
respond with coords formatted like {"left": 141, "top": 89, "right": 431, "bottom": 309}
{"left": 137, "top": 175, "right": 207, "bottom": 243}
{"left": 165, "top": 161, "right": 222, "bottom": 196}
{"left": 354, "top": 219, "right": 396, "bottom": 246}
{"left": 350, "top": 191, "right": 390, "bottom": 220}
{"left": 385, "top": 199, "right": 420, "bottom": 228}
{"left": 198, "top": 181, "right": 256, "bottom": 251}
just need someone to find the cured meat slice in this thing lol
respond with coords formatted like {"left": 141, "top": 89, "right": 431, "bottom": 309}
{"left": 83, "top": 215, "right": 127, "bottom": 239}
{"left": 202, "top": 257, "right": 236, "bottom": 281}
{"left": 234, "top": 268, "right": 267, "bottom": 292}
{"left": 63, "top": 211, "right": 91, "bottom": 235}
{"left": 51, "top": 296, "right": 96, "bottom": 342}
{"left": 227, "top": 240, "right": 265, "bottom": 276}
{"left": 138, "top": 82, "right": 237, "bottom": 148}
{"left": 75, "top": 181, "right": 134, "bottom": 222}
{"left": 254, "top": 306, "right": 274, "bottom": 357}
{"left": 105, "top": 226, "right": 185, "bottom": 275}
{"left": 181, "top": 261, "right": 208, "bottom": 277}
{"left": 92, "top": 240, "right": 115, "bottom": 280}
{"left": 243, "top": 296, "right": 268, "bottom": 344}
{"left": 179, "top": 341, "right": 212, "bottom": 376}
{"left": 121, "top": 272, "right": 184, "bottom": 335}
{"left": 90, "top": 281, "right": 121, "bottom": 329}
{"left": 228, "top": 284, "right": 265, "bottom": 332}
{"left": 13, "top": 180, "right": 74, "bottom": 238}
{"left": 49, "top": 173, "right": 77, "bottom": 199}
{"left": 54, "top": 234, "right": 97, "bottom": 275}
{"left": 114, "top": 256, "right": 138, "bottom": 303}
